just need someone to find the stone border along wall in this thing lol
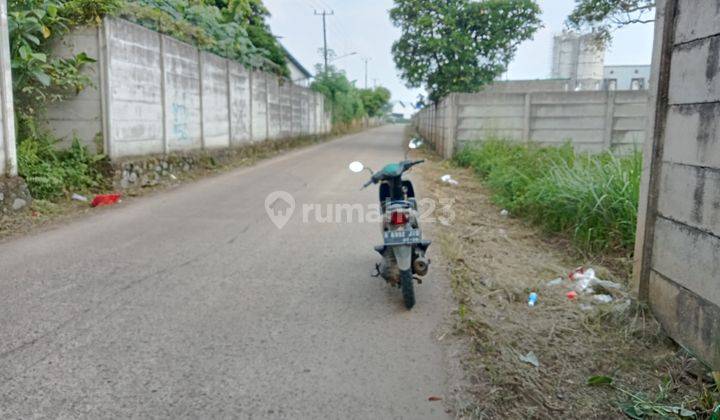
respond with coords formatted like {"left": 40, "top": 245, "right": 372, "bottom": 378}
{"left": 412, "top": 89, "right": 649, "bottom": 158}
{"left": 45, "top": 18, "right": 332, "bottom": 161}
{"left": 633, "top": 0, "right": 720, "bottom": 369}
{"left": 0, "top": 0, "right": 31, "bottom": 213}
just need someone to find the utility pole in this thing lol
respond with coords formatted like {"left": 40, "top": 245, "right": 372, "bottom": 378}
{"left": 314, "top": 10, "right": 334, "bottom": 74}
{"left": 362, "top": 57, "right": 371, "bottom": 89}
{"left": 0, "top": 0, "right": 17, "bottom": 176}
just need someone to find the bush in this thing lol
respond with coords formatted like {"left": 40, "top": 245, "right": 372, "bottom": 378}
{"left": 17, "top": 135, "right": 109, "bottom": 200}
{"left": 455, "top": 140, "right": 641, "bottom": 253}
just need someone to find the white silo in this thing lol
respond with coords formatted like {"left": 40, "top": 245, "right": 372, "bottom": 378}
{"left": 551, "top": 32, "right": 605, "bottom": 90}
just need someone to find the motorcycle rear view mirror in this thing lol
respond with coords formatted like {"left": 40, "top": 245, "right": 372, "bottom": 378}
{"left": 409, "top": 138, "right": 424, "bottom": 149}
{"left": 349, "top": 161, "right": 373, "bottom": 174}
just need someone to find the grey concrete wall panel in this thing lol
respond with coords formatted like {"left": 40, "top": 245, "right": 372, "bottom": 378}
{"left": 280, "top": 81, "right": 292, "bottom": 138}
{"left": 291, "top": 85, "right": 302, "bottom": 136}
{"left": 648, "top": 270, "right": 720, "bottom": 371}
{"left": 658, "top": 162, "right": 720, "bottom": 235}
{"left": 299, "top": 88, "right": 309, "bottom": 135}
{"left": 669, "top": 35, "right": 720, "bottom": 105}
{"left": 267, "top": 76, "right": 281, "bottom": 139}
{"left": 228, "top": 61, "right": 251, "bottom": 144}
{"left": 251, "top": 71, "right": 267, "bottom": 142}
{"left": 674, "top": 0, "right": 720, "bottom": 44}
{"left": 665, "top": 103, "right": 720, "bottom": 169}
{"left": 163, "top": 37, "right": 202, "bottom": 151}
{"left": 107, "top": 19, "right": 164, "bottom": 157}
{"left": 652, "top": 217, "right": 720, "bottom": 307}
{"left": 45, "top": 26, "right": 102, "bottom": 149}
{"left": 200, "top": 52, "right": 230, "bottom": 149}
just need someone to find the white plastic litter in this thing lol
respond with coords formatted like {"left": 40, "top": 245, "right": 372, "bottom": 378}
{"left": 440, "top": 174, "right": 459, "bottom": 185}
{"left": 573, "top": 268, "right": 620, "bottom": 293}
{"left": 594, "top": 294, "right": 614, "bottom": 304}
{"left": 500, "top": 209, "right": 509, "bottom": 217}
{"left": 519, "top": 351, "right": 540, "bottom": 367}
{"left": 71, "top": 193, "right": 88, "bottom": 202}
{"left": 546, "top": 277, "right": 563, "bottom": 287}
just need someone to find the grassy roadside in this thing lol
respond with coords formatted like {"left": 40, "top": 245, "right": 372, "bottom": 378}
{"left": 410, "top": 138, "right": 719, "bottom": 418}
{"left": 455, "top": 140, "right": 641, "bottom": 275}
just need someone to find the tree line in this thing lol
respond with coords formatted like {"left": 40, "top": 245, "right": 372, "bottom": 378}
{"left": 390, "top": 0, "right": 655, "bottom": 103}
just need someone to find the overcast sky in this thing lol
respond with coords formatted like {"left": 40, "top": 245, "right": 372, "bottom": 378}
{"left": 264, "top": 0, "right": 655, "bottom": 105}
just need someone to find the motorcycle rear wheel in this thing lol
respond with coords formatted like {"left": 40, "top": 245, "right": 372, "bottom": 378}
{"left": 400, "top": 269, "right": 415, "bottom": 309}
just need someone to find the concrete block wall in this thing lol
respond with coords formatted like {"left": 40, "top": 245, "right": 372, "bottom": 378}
{"left": 413, "top": 89, "right": 648, "bottom": 157}
{"left": 44, "top": 26, "right": 103, "bottom": 150}
{"left": 47, "top": 18, "right": 330, "bottom": 160}
{"left": 634, "top": 0, "right": 720, "bottom": 369}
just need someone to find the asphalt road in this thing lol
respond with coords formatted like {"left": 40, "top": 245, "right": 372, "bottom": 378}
{"left": 0, "top": 125, "right": 452, "bottom": 419}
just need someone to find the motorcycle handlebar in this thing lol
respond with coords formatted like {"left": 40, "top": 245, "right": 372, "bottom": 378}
{"left": 361, "top": 160, "right": 425, "bottom": 188}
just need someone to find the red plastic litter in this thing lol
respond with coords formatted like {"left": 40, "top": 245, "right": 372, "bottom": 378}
{"left": 91, "top": 193, "right": 122, "bottom": 207}
{"left": 568, "top": 266, "right": 585, "bottom": 280}
{"left": 566, "top": 291, "right": 578, "bottom": 300}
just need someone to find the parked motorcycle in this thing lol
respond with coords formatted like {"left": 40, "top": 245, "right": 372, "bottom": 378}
{"left": 349, "top": 139, "right": 431, "bottom": 309}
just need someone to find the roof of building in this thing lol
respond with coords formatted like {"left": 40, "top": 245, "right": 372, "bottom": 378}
{"left": 280, "top": 44, "right": 313, "bottom": 79}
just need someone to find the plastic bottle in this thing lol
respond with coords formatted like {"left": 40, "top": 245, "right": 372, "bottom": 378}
{"left": 528, "top": 292, "right": 538, "bottom": 306}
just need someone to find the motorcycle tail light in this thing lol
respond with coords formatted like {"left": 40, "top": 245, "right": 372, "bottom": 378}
{"left": 390, "top": 210, "right": 408, "bottom": 225}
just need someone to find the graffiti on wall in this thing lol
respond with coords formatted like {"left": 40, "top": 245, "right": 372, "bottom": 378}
{"left": 172, "top": 102, "right": 189, "bottom": 143}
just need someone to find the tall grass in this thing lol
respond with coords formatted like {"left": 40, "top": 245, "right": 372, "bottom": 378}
{"left": 455, "top": 140, "right": 641, "bottom": 254}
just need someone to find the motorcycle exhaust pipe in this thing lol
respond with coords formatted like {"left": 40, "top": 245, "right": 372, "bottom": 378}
{"left": 413, "top": 257, "right": 429, "bottom": 276}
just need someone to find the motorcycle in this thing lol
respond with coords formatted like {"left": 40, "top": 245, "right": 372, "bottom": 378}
{"left": 349, "top": 138, "right": 431, "bottom": 309}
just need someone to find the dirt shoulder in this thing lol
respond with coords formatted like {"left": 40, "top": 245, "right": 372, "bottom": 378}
{"left": 413, "top": 148, "right": 713, "bottom": 418}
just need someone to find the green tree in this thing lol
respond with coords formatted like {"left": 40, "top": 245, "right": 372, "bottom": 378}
{"left": 390, "top": 0, "right": 541, "bottom": 102}
{"left": 311, "top": 65, "right": 366, "bottom": 125}
{"left": 566, "top": 0, "right": 655, "bottom": 44}
{"left": 122, "top": 0, "right": 289, "bottom": 76}
{"left": 359, "top": 87, "right": 391, "bottom": 118}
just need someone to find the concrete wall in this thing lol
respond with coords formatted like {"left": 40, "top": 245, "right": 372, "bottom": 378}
{"left": 604, "top": 65, "right": 652, "bottom": 90}
{"left": 481, "top": 79, "right": 572, "bottom": 93}
{"left": 634, "top": 0, "right": 720, "bottom": 369}
{"left": 414, "top": 90, "right": 648, "bottom": 157}
{"left": 0, "top": 0, "right": 16, "bottom": 176}
{"left": 48, "top": 18, "right": 331, "bottom": 160}
{"left": 44, "top": 27, "right": 103, "bottom": 150}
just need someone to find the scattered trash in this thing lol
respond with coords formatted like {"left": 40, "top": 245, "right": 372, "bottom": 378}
{"left": 428, "top": 395, "right": 443, "bottom": 402}
{"left": 519, "top": 351, "right": 540, "bottom": 367}
{"left": 91, "top": 193, "right": 122, "bottom": 208}
{"left": 579, "top": 303, "right": 594, "bottom": 311}
{"left": 546, "top": 277, "right": 563, "bottom": 287}
{"left": 566, "top": 291, "right": 578, "bottom": 300}
{"left": 572, "top": 268, "right": 622, "bottom": 294}
{"left": 170, "top": 174, "right": 177, "bottom": 180}
{"left": 500, "top": 209, "right": 509, "bottom": 217}
{"left": 593, "top": 294, "right": 613, "bottom": 304}
{"left": 528, "top": 292, "right": 538, "bottom": 307}
{"left": 613, "top": 299, "right": 632, "bottom": 314}
{"left": 440, "top": 174, "right": 459, "bottom": 185}
{"left": 71, "top": 193, "right": 88, "bottom": 202}
{"left": 568, "top": 266, "right": 586, "bottom": 281}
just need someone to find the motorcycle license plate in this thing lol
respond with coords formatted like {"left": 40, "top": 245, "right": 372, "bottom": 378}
{"left": 384, "top": 229, "right": 422, "bottom": 245}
